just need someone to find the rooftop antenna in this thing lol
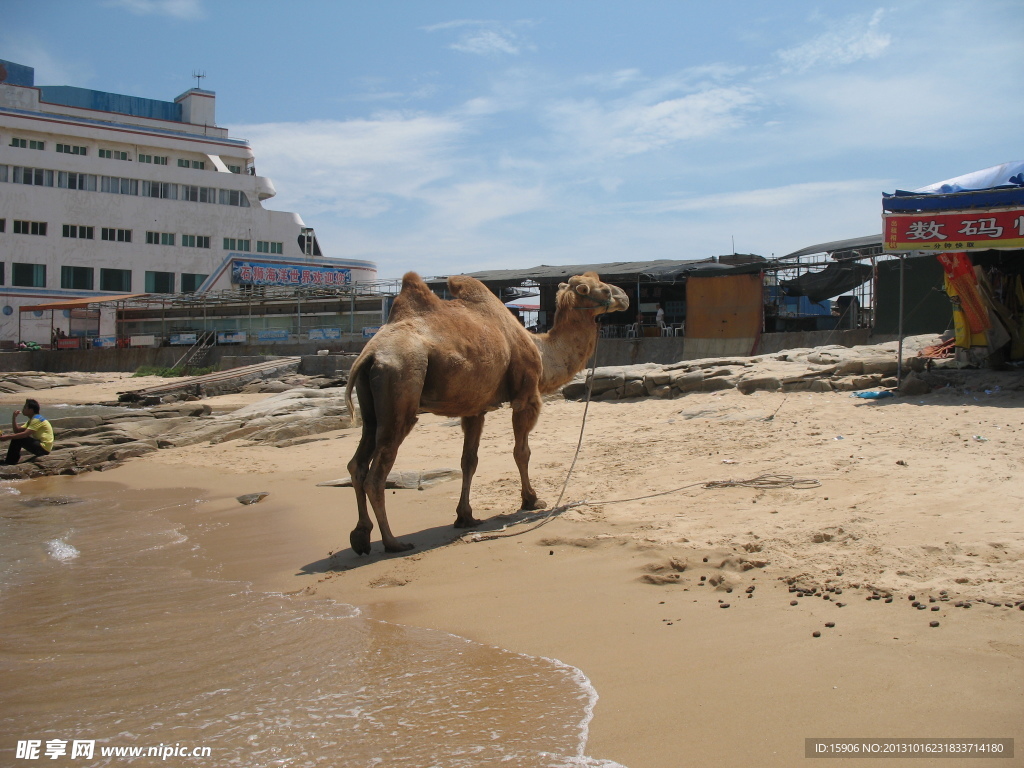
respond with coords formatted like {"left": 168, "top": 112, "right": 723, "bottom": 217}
{"left": 191, "top": 69, "right": 206, "bottom": 90}
{"left": 731, "top": 235, "right": 736, "bottom": 254}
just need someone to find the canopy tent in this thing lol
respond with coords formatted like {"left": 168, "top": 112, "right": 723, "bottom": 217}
{"left": 19, "top": 294, "right": 149, "bottom": 312}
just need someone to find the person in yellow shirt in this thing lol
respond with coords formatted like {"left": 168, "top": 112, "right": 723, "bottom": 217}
{"left": 2, "top": 399, "right": 54, "bottom": 465}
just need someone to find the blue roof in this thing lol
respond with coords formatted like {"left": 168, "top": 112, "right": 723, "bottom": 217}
{"left": 38, "top": 85, "right": 183, "bottom": 122}
{"left": 0, "top": 59, "right": 35, "bottom": 87}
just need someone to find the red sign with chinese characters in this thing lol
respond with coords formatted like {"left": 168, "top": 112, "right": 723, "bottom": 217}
{"left": 884, "top": 207, "right": 1024, "bottom": 251}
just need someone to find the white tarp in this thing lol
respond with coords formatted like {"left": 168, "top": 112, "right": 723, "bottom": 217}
{"left": 914, "top": 160, "right": 1024, "bottom": 194}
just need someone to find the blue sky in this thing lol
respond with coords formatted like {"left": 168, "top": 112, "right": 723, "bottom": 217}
{"left": 5, "top": 1, "right": 1023, "bottom": 279}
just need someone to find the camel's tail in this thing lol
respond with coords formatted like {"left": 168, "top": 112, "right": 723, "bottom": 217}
{"left": 345, "top": 352, "right": 370, "bottom": 428}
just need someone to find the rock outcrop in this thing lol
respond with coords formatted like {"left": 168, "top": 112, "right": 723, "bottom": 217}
{"left": 0, "top": 389, "right": 352, "bottom": 480}
{"left": 561, "top": 335, "right": 1010, "bottom": 402}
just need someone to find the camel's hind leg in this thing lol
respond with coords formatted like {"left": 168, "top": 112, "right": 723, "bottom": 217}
{"left": 360, "top": 369, "right": 420, "bottom": 553}
{"left": 454, "top": 413, "right": 485, "bottom": 528}
{"left": 347, "top": 372, "right": 378, "bottom": 555}
{"left": 512, "top": 391, "right": 546, "bottom": 511}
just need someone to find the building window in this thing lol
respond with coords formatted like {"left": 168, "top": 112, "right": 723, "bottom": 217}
{"left": 181, "top": 273, "right": 209, "bottom": 293}
{"left": 146, "top": 231, "right": 175, "bottom": 246}
{"left": 100, "top": 176, "right": 138, "bottom": 195}
{"left": 101, "top": 227, "right": 133, "bottom": 243}
{"left": 29, "top": 140, "right": 44, "bottom": 150}
{"left": 10, "top": 138, "right": 27, "bottom": 148}
{"left": 227, "top": 164, "right": 242, "bottom": 174}
{"left": 62, "top": 224, "right": 95, "bottom": 240}
{"left": 218, "top": 189, "right": 250, "bottom": 207}
{"left": 142, "top": 180, "right": 178, "bottom": 199}
{"left": 0, "top": 219, "right": 5, "bottom": 232}
{"left": 256, "top": 241, "right": 284, "bottom": 254}
{"left": 12, "top": 262, "right": 46, "bottom": 287}
{"left": 0, "top": 165, "right": 7, "bottom": 182}
{"left": 58, "top": 171, "right": 97, "bottom": 191}
{"left": 13, "top": 221, "right": 47, "bottom": 236}
{"left": 13, "top": 167, "right": 54, "bottom": 186}
{"left": 99, "top": 149, "right": 129, "bottom": 160}
{"left": 154, "top": 155, "right": 168, "bottom": 165}
{"left": 180, "top": 234, "right": 210, "bottom": 249}
{"left": 177, "top": 158, "right": 204, "bottom": 169}
{"left": 100, "top": 268, "right": 131, "bottom": 292}
{"left": 61, "top": 265, "right": 94, "bottom": 290}
{"left": 56, "top": 143, "right": 87, "bottom": 155}
{"left": 145, "top": 271, "right": 175, "bottom": 293}
{"left": 223, "top": 238, "right": 251, "bottom": 252}
{"left": 182, "top": 185, "right": 217, "bottom": 203}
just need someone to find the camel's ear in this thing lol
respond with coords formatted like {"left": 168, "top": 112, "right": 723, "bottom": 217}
{"left": 575, "top": 283, "right": 591, "bottom": 295}
{"left": 558, "top": 282, "right": 569, "bottom": 292}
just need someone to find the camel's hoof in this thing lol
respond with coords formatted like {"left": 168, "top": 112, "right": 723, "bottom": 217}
{"left": 454, "top": 516, "right": 483, "bottom": 529}
{"left": 383, "top": 539, "right": 415, "bottom": 553}
{"left": 350, "top": 528, "right": 372, "bottom": 556}
{"left": 520, "top": 498, "right": 548, "bottom": 512}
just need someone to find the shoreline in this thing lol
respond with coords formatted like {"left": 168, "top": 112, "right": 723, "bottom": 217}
{"left": 4, "top": 374, "right": 1023, "bottom": 766}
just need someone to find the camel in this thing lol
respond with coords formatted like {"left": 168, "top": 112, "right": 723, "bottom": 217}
{"left": 344, "top": 271, "right": 629, "bottom": 554}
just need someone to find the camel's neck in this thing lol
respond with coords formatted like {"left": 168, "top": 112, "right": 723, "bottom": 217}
{"left": 533, "top": 304, "right": 599, "bottom": 394}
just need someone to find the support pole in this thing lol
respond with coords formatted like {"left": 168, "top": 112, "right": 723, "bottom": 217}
{"left": 896, "top": 254, "right": 905, "bottom": 384}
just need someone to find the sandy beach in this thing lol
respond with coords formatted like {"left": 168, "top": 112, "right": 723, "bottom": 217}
{"left": 3, "top": 371, "right": 1022, "bottom": 767}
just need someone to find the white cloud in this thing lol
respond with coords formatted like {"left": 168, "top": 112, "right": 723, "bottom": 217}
{"left": 452, "top": 29, "right": 520, "bottom": 56}
{"left": 235, "top": 114, "right": 467, "bottom": 218}
{"left": 104, "top": 0, "right": 204, "bottom": 20}
{"left": 651, "top": 179, "right": 891, "bottom": 214}
{"left": 424, "top": 19, "right": 531, "bottom": 57}
{"left": 546, "top": 85, "right": 758, "bottom": 158}
{"left": 0, "top": 38, "right": 87, "bottom": 86}
{"left": 776, "top": 9, "right": 891, "bottom": 72}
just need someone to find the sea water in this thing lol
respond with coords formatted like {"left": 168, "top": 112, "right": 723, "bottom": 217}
{"left": 0, "top": 478, "right": 624, "bottom": 767}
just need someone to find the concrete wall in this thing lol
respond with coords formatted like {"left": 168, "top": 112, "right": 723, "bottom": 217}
{"left": 593, "top": 329, "right": 872, "bottom": 367}
{"left": 0, "top": 340, "right": 367, "bottom": 373}
{"left": 2, "top": 328, "right": 875, "bottom": 373}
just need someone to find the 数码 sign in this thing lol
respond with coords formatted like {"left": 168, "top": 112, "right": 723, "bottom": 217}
{"left": 885, "top": 208, "right": 1024, "bottom": 251}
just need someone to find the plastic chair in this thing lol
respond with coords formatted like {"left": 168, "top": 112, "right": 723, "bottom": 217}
{"left": 626, "top": 323, "right": 640, "bottom": 339}
{"left": 659, "top": 321, "right": 672, "bottom": 337}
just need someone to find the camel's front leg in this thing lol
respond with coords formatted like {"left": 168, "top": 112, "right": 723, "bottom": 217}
{"left": 454, "top": 414, "right": 485, "bottom": 528}
{"left": 512, "top": 394, "right": 546, "bottom": 511}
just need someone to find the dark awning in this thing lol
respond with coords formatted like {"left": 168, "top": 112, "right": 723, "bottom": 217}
{"left": 779, "top": 262, "right": 874, "bottom": 302}
{"left": 780, "top": 235, "right": 883, "bottom": 261}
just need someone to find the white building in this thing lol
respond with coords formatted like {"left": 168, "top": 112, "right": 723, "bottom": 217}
{"left": 0, "top": 59, "right": 376, "bottom": 344}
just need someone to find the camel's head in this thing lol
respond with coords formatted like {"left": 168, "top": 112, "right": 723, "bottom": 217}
{"left": 557, "top": 272, "right": 629, "bottom": 316}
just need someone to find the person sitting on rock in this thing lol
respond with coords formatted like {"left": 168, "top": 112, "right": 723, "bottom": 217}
{"left": 2, "top": 399, "right": 54, "bottom": 465}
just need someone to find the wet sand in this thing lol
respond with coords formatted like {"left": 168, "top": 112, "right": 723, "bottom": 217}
{"left": 6, "top": 376, "right": 1023, "bottom": 767}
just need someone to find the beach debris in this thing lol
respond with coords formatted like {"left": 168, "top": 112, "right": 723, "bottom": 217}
{"left": 319, "top": 468, "right": 462, "bottom": 491}
{"left": 851, "top": 390, "right": 895, "bottom": 399}
{"left": 237, "top": 492, "right": 269, "bottom": 505}
{"left": 929, "top": 621, "right": 940, "bottom": 627}
{"left": 812, "top": 631, "right": 821, "bottom": 637}
{"left": 971, "top": 435, "right": 989, "bottom": 442}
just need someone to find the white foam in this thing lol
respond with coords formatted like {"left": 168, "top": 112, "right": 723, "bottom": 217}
{"left": 46, "top": 537, "right": 80, "bottom": 562}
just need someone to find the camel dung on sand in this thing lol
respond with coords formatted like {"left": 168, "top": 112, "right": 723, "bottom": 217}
{"left": 344, "top": 270, "right": 629, "bottom": 555}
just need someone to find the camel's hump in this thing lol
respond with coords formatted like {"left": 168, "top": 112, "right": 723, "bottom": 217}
{"left": 390, "top": 272, "right": 444, "bottom": 318}
{"left": 447, "top": 274, "right": 501, "bottom": 305}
